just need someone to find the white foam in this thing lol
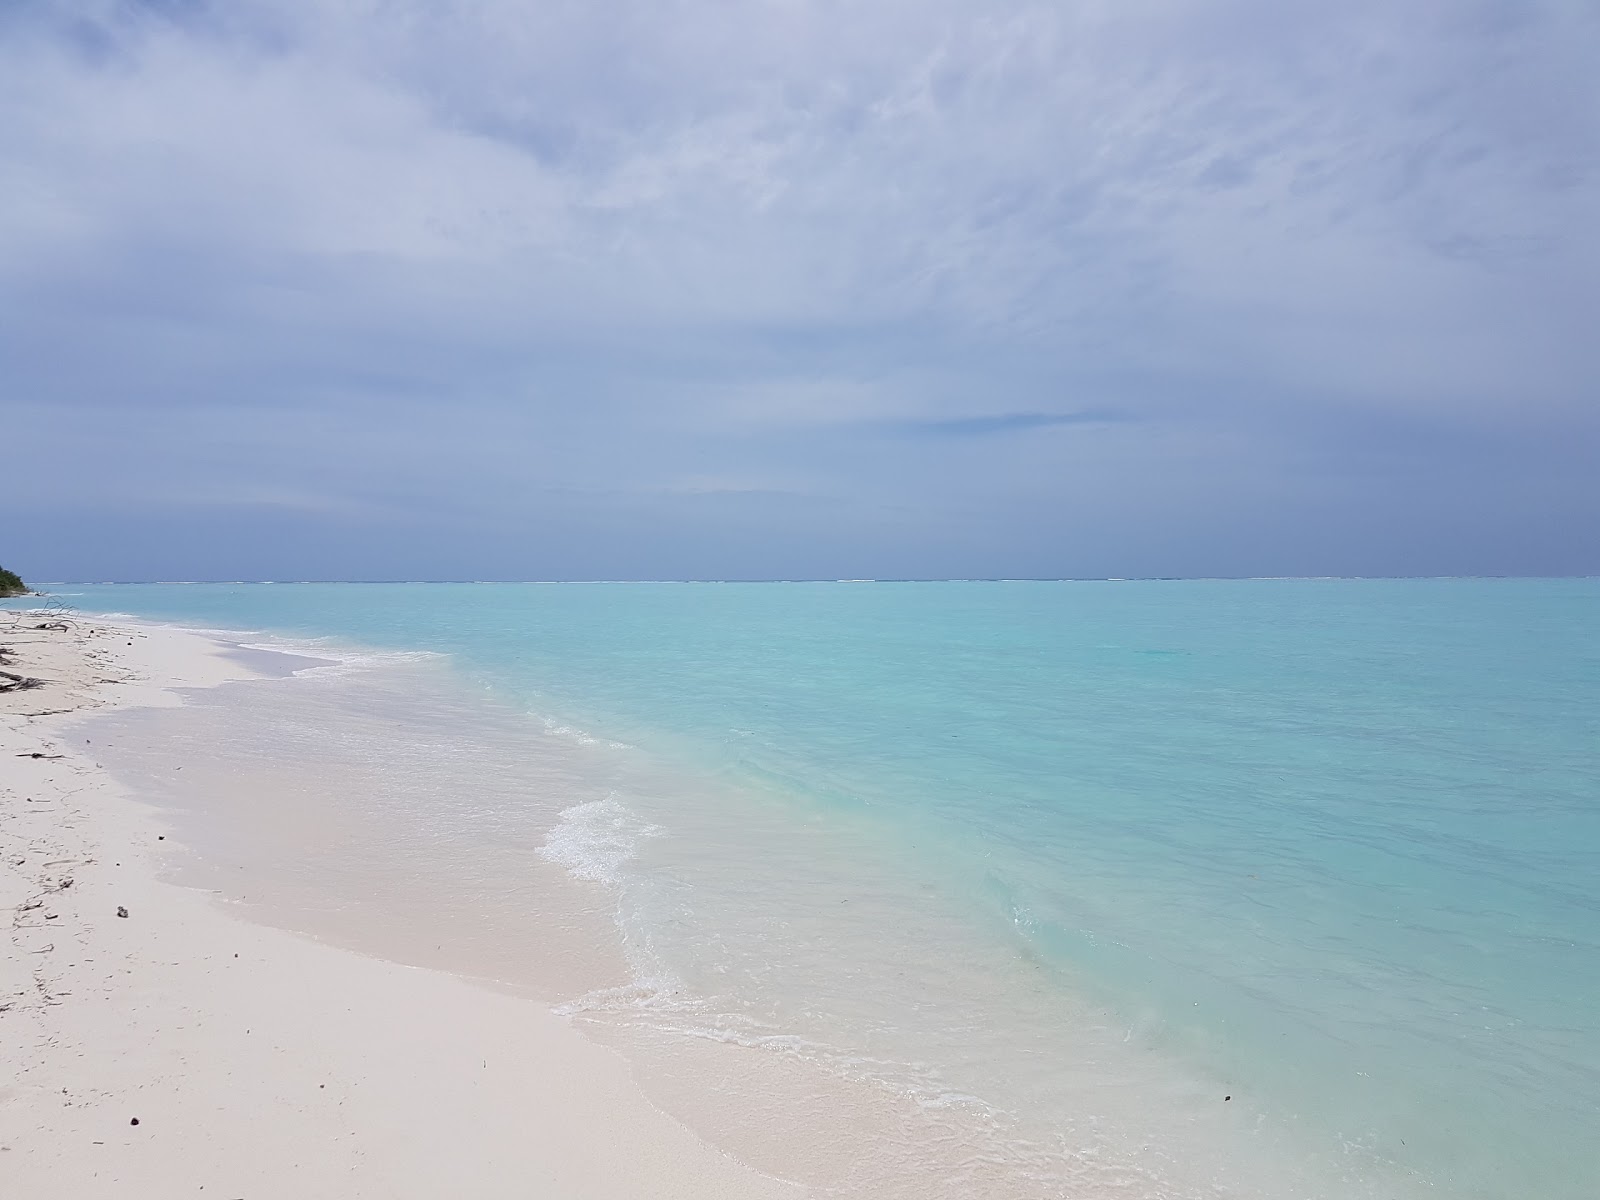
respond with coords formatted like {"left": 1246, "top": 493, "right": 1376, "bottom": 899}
{"left": 77, "top": 611, "right": 447, "bottom": 682}
{"left": 273, "top": 645, "right": 444, "bottom": 680}
{"left": 538, "top": 714, "right": 632, "bottom": 751}
{"left": 540, "top": 716, "right": 600, "bottom": 746}
{"left": 538, "top": 795, "right": 662, "bottom": 887}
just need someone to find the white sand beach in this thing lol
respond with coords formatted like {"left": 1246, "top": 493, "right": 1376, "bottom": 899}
{"left": 0, "top": 613, "right": 802, "bottom": 1199}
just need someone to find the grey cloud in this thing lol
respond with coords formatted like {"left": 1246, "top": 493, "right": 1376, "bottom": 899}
{"left": 0, "top": 0, "right": 1596, "bottom": 580}
{"left": 877, "top": 411, "right": 1132, "bottom": 438}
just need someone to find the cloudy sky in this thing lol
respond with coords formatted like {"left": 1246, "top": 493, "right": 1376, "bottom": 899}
{"left": 3, "top": 0, "right": 1596, "bottom": 580}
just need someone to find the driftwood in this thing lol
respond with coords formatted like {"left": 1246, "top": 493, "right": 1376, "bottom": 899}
{"left": 0, "top": 670, "right": 44, "bottom": 693}
{"left": 12, "top": 599, "right": 78, "bottom": 633}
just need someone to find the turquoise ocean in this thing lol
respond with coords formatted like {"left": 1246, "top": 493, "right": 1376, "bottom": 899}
{"left": 39, "top": 579, "right": 1600, "bottom": 1198}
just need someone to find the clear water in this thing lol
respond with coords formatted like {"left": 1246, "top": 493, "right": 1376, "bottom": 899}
{"left": 38, "top": 580, "right": 1600, "bottom": 1198}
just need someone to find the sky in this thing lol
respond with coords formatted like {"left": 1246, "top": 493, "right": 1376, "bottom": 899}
{"left": 2, "top": 0, "right": 1597, "bottom": 581}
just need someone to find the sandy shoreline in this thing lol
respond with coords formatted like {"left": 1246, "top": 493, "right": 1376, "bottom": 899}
{"left": 0, "top": 612, "right": 802, "bottom": 1198}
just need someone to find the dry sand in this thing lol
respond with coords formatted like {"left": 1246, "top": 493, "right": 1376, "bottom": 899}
{"left": 0, "top": 611, "right": 803, "bottom": 1199}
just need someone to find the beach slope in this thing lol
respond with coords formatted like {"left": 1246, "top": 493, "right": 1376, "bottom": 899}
{"left": 0, "top": 615, "right": 800, "bottom": 1199}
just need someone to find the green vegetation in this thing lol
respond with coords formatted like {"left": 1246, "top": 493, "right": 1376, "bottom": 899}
{"left": 0, "top": 565, "right": 28, "bottom": 598}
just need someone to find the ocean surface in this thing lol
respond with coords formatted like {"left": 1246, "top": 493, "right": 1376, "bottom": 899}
{"left": 35, "top": 579, "right": 1600, "bottom": 1198}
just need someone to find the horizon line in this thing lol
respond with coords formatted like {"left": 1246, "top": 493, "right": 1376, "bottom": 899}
{"left": 22, "top": 575, "right": 1600, "bottom": 587}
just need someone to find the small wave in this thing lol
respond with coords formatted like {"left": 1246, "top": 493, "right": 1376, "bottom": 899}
{"left": 67, "top": 609, "right": 450, "bottom": 683}
{"left": 538, "top": 794, "right": 661, "bottom": 887}
{"left": 553, "top": 975, "right": 688, "bottom": 1018}
{"left": 273, "top": 644, "right": 445, "bottom": 680}
{"left": 538, "top": 715, "right": 632, "bottom": 751}
{"left": 559, "top": 993, "right": 1005, "bottom": 1117}
{"left": 541, "top": 717, "right": 600, "bottom": 746}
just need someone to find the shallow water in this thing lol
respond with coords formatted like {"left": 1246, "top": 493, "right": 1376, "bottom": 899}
{"left": 51, "top": 579, "right": 1600, "bottom": 1198}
